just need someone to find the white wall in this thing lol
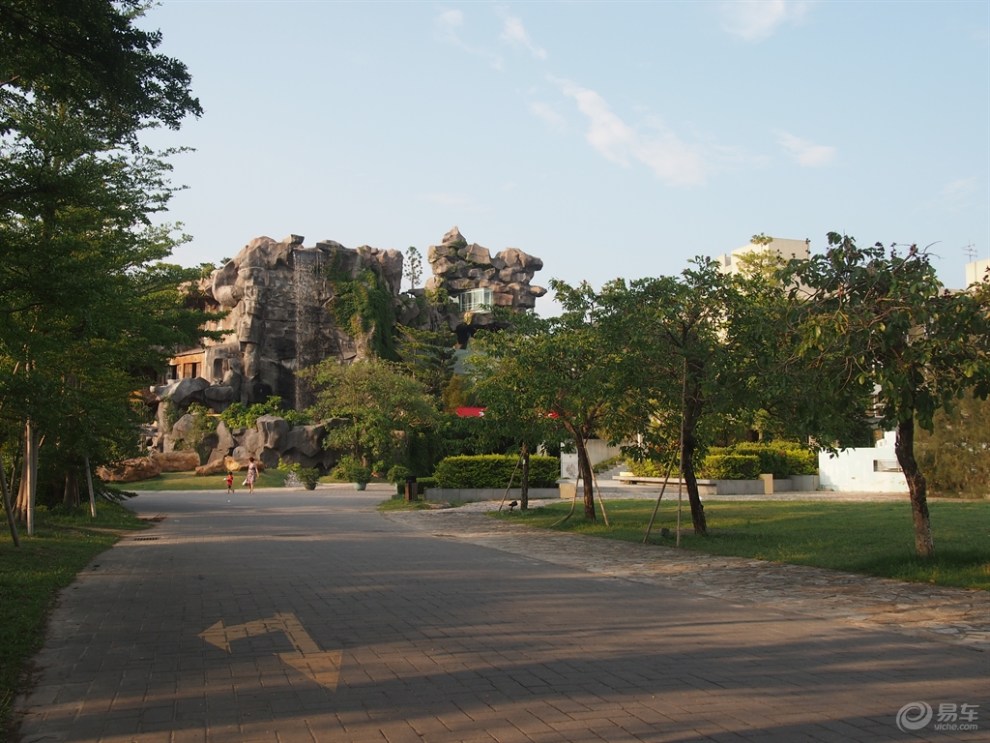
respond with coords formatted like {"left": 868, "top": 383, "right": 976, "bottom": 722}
{"left": 817, "top": 431, "right": 909, "bottom": 493}
{"left": 560, "top": 439, "right": 624, "bottom": 480}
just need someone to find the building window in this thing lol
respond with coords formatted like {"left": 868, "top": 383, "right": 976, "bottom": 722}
{"left": 458, "top": 288, "right": 493, "bottom": 313}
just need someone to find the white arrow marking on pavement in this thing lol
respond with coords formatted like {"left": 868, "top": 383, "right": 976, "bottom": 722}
{"left": 199, "top": 612, "right": 342, "bottom": 690}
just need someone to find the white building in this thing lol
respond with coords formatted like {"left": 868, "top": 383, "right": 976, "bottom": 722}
{"left": 715, "top": 236, "right": 811, "bottom": 276}
{"left": 965, "top": 257, "right": 989, "bottom": 287}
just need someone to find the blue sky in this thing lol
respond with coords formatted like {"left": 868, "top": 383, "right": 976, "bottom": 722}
{"left": 141, "top": 1, "right": 989, "bottom": 313}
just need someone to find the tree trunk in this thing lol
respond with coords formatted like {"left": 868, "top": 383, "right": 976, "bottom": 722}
{"left": 575, "top": 434, "right": 596, "bottom": 521}
{"left": 1, "top": 458, "right": 19, "bottom": 547}
{"left": 894, "top": 415, "right": 934, "bottom": 558}
{"left": 519, "top": 443, "right": 530, "bottom": 511}
{"left": 85, "top": 456, "right": 97, "bottom": 518}
{"left": 15, "top": 419, "right": 39, "bottom": 535}
{"left": 681, "top": 361, "right": 707, "bottom": 536}
{"left": 63, "top": 467, "right": 80, "bottom": 508}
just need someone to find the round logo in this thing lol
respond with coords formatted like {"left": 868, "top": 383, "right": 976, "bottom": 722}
{"left": 896, "top": 701, "right": 933, "bottom": 732}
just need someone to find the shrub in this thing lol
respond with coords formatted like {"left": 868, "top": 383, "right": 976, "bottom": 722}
{"left": 433, "top": 455, "right": 559, "bottom": 488}
{"left": 627, "top": 459, "right": 668, "bottom": 478}
{"left": 220, "top": 396, "right": 310, "bottom": 430}
{"left": 702, "top": 442, "right": 817, "bottom": 477}
{"left": 333, "top": 456, "right": 371, "bottom": 484}
{"left": 701, "top": 454, "right": 761, "bottom": 480}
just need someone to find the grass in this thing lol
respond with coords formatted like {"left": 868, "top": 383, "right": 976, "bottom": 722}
{"left": 493, "top": 499, "right": 990, "bottom": 590}
{"left": 109, "top": 469, "right": 291, "bottom": 492}
{"left": 0, "top": 501, "right": 149, "bottom": 740}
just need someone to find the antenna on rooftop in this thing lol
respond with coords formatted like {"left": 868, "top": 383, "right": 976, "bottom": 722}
{"left": 962, "top": 243, "right": 977, "bottom": 262}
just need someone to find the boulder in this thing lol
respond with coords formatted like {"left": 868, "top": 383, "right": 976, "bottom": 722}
{"left": 163, "top": 377, "right": 210, "bottom": 408}
{"left": 151, "top": 450, "right": 201, "bottom": 472}
{"left": 256, "top": 415, "right": 290, "bottom": 449}
{"left": 97, "top": 457, "right": 162, "bottom": 483}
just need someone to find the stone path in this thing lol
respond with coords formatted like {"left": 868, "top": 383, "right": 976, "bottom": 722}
{"left": 388, "top": 499, "right": 990, "bottom": 652}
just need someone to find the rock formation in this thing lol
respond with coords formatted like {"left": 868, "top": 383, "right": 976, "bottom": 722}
{"left": 144, "top": 227, "right": 546, "bottom": 471}
{"left": 426, "top": 226, "right": 546, "bottom": 314}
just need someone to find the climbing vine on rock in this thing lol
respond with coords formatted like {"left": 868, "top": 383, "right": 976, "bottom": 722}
{"left": 324, "top": 258, "right": 398, "bottom": 360}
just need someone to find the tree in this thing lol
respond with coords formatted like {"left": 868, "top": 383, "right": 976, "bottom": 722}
{"left": 595, "top": 261, "right": 742, "bottom": 535}
{"left": 1, "top": 1, "right": 205, "bottom": 534}
{"left": 0, "top": 0, "right": 201, "bottom": 143}
{"left": 301, "top": 358, "right": 441, "bottom": 475}
{"left": 470, "top": 282, "right": 633, "bottom": 520}
{"left": 916, "top": 393, "right": 990, "bottom": 496}
{"left": 395, "top": 325, "right": 456, "bottom": 399}
{"left": 792, "top": 234, "right": 990, "bottom": 557}
{"left": 404, "top": 246, "right": 423, "bottom": 290}
{"left": 465, "top": 331, "right": 562, "bottom": 510}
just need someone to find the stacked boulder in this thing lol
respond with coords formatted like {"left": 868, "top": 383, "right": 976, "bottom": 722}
{"left": 426, "top": 226, "right": 546, "bottom": 313}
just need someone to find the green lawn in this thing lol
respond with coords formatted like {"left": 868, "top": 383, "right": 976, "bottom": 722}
{"left": 493, "top": 499, "right": 990, "bottom": 590}
{"left": 109, "top": 469, "right": 291, "bottom": 492}
{"left": 0, "top": 502, "right": 149, "bottom": 740}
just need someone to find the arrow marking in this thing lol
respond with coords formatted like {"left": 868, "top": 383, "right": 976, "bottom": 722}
{"left": 199, "top": 612, "right": 341, "bottom": 690}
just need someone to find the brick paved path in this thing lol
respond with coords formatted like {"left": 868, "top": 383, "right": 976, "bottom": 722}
{"left": 14, "top": 488, "right": 988, "bottom": 742}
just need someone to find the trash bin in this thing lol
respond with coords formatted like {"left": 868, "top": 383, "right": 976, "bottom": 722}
{"left": 404, "top": 476, "right": 417, "bottom": 502}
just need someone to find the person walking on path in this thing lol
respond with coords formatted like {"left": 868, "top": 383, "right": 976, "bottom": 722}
{"left": 244, "top": 457, "right": 259, "bottom": 493}
{"left": 224, "top": 472, "right": 235, "bottom": 494}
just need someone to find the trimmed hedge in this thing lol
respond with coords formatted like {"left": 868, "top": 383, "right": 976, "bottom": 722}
{"left": 703, "top": 442, "right": 817, "bottom": 477}
{"left": 433, "top": 455, "right": 560, "bottom": 488}
{"left": 702, "top": 454, "right": 761, "bottom": 480}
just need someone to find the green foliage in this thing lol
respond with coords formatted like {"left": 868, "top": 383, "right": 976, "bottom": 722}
{"left": 0, "top": 1, "right": 207, "bottom": 523}
{"left": 324, "top": 259, "right": 398, "bottom": 360}
{"left": 700, "top": 454, "right": 761, "bottom": 480}
{"left": 404, "top": 246, "right": 422, "bottom": 289}
{"left": 333, "top": 455, "right": 371, "bottom": 484}
{"left": 386, "top": 464, "right": 413, "bottom": 484}
{"left": 793, "top": 234, "right": 990, "bottom": 434}
{"left": 433, "top": 454, "right": 560, "bottom": 488}
{"left": 703, "top": 442, "right": 816, "bottom": 477}
{"left": 277, "top": 461, "right": 320, "bottom": 489}
{"left": 219, "top": 396, "right": 307, "bottom": 429}
{"left": 396, "top": 325, "right": 456, "bottom": 398}
{"left": 0, "top": 0, "right": 202, "bottom": 141}
{"left": 303, "top": 358, "right": 441, "bottom": 475}
{"left": 916, "top": 392, "right": 990, "bottom": 497}
{"left": 424, "top": 285, "right": 451, "bottom": 307}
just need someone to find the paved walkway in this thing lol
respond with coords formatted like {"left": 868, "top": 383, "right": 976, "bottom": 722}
{"left": 395, "top": 497, "right": 990, "bottom": 652}
{"left": 13, "top": 487, "right": 989, "bottom": 743}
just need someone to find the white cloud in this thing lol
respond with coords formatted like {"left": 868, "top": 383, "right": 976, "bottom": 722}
{"left": 931, "top": 177, "right": 978, "bottom": 213}
{"left": 434, "top": 9, "right": 503, "bottom": 70}
{"left": 529, "top": 100, "right": 567, "bottom": 132}
{"left": 500, "top": 15, "right": 548, "bottom": 60}
{"left": 776, "top": 130, "right": 836, "bottom": 167}
{"left": 551, "top": 77, "right": 707, "bottom": 187}
{"left": 719, "top": 0, "right": 814, "bottom": 42}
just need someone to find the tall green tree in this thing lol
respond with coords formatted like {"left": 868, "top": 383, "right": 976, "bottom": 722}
{"left": 595, "top": 261, "right": 741, "bottom": 535}
{"left": 301, "top": 358, "right": 441, "bottom": 474}
{"left": 466, "top": 330, "right": 562, "bottom": 510}
{"left": 792, "top": 234, "right": 990, "bottom": 557}
{"left": 0, "top": 0, "right": 201, "bottom": 143}
{"left": 470, "top": 282, "right": 633, "bottom": 520}
{"left": 1, "top": 1, "right": 205, "bottom": 533}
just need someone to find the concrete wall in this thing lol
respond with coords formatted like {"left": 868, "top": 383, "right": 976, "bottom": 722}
{"left": 818, "top": 431, "right": 909, "bottom": 493}
{"left": 559, "top": 440, "right": 624, "bottom": 480}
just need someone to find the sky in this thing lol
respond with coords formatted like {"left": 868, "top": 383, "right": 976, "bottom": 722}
{"left": 140, "top": 0, "right": 990, "bottom": 314}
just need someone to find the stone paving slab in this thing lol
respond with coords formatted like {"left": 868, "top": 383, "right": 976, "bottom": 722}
{"left": 12, "top": 488, "right": 989, "bottom": 743}
{"left": 389, "top": 499, "right": 990, "bottom": 652}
